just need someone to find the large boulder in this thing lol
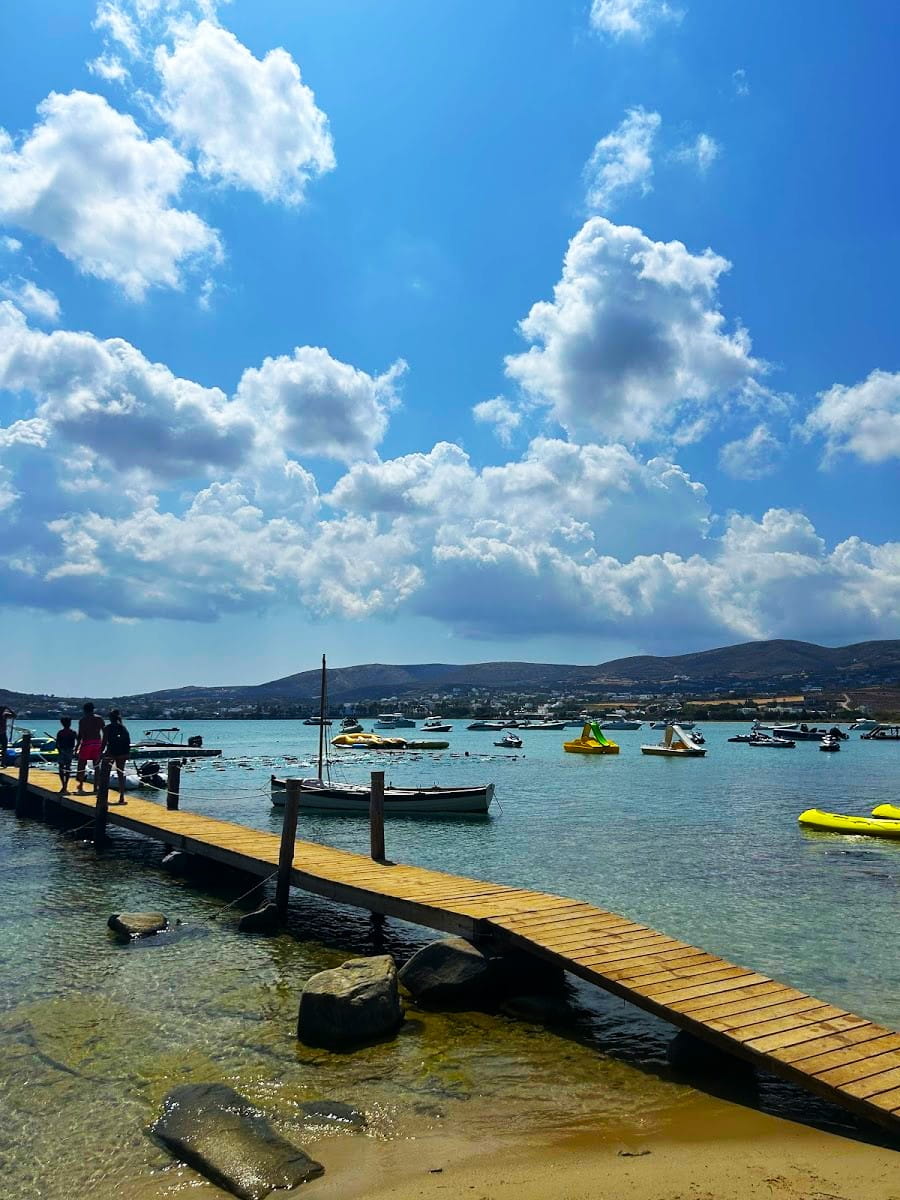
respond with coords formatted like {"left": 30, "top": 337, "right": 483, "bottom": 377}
{"left": 151, "top": 1082, "right": 323, "bottom": 1200}
{"left": 399, "top": 937, "right": 494, "bottom": 1007}
{"left": 297, "top": 955, "right": 403, "bottom": 1048}
{"left": 108, "top": 912, "right": 168, "bottom": 939}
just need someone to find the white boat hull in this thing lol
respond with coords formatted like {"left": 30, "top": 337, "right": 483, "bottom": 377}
{"left": 270, "top": 778, "right": 493, "bottom": 814}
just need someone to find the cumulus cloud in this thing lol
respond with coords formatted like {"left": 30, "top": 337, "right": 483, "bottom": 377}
{"left": 504, "top": 216, "right": 763, "bottom": 443}
{"left": 733, "top": 68, "right": 750, "bottom": 97}
{"left": 235, "top": 349, "right": 405, "bottom": 463}
{"left": 0, "top": 91, "right": 221, "bottom": 298}
{"left": 584, "top": 108, "right": 660, "bottom": 212}
{"left": 0, "top": 279, "right": 60, "bottom": 323}
{"left": 804, "top": 369, "right": 900, "bottom": 464}
{"left": 673, "top": 132, "right": 720, "bottom": 173}
{"left": 719, "top": 424, "right": 784, "bottom": 479}
{"left": 590, "top": 0, "right": 682, "bottom": 38}
{"left": 472, "top": 397, "right": 523, "bottom": 445}
{"left": 154, "top": 21, "right": 335, "bottom": 203}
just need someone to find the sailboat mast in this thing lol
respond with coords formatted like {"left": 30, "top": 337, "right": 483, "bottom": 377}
{"left": 317, "top": 653, "right": 326, "bottom": 780}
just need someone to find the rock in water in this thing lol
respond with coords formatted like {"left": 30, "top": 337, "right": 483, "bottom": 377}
{"left": 108, "top": 912, "right": 168, "bottom": 939}
{"left": 151, "top": 1082, "right": 324, "bottom": 1200}
{"left": 399, "top": 937, "right": 494, "bottom": 1006}
{"left": 297, "top": 955, "right": 402, "bottom": 1048}
{"left": 238, "top": 903, "right": 280, "bottom": 934}
{"left": 297, "top": 1100, "right": 367, "bottom": 1131}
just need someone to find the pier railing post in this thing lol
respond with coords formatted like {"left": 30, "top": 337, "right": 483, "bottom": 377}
{"left": 166, "top": 760, "right": 181, "bottom": 810}
{"left": 276, "top": 779, "right": 300, "bottom": 920}
{"left": 15, "top": 731, "right": 31, "bottom": 817}
{"left": 370, "top": 770, "right": 385, "bottom": 862}
{"left": 94, "top": 758, "right": 111, "bottom": 847}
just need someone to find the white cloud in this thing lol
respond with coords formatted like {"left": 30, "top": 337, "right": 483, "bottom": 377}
{"left": 590, "top": 0, "right": 682, "bottom": 38}
{"left": 154, "top": 20, "right": 334, "bottom": 203}
{"left": 1, "top": 236, "right": 22, "bottom": 254}
{"left": 733, "top": 68, "right": 750, "bottom": 97}
{"left": 585, "top": 108, "right": 660, "bottom": 212}
{"left": 504, "top": 216, "right": 763, "bottom": 443}
{"left": 673, "top": 132, "right": 720, "bottom": 173}
{"left": 719, "top": 424, "right": 784, "bottom": 479}
{"left": 88, "top": 53, "right": 131, "bottom": 82}
{"left": 472, "top": 397, "right": 522, "bottom": 445}
{"left": 235, "top": 348, "right": 405, "bottom": 463}
{"left": 0, "top": 279, "right": 60, "bottom": 323}
{"left": 804, "top": 369, "right": 900, "bottom": 464}
{"left": 94, "top": 0, "right": 141, "bottom": 55}
{"left": 0, "top": 91, "right": 221, "bottom": 299}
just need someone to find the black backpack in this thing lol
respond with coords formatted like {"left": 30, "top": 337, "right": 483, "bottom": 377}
{"left": 105, "top": 723, "right": 130, "bottom": 756}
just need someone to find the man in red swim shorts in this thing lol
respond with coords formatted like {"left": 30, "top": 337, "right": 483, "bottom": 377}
{"left": 75, "top": 701, "right": 105, "bottom": 794}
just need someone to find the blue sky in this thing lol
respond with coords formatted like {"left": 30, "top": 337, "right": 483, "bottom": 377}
{"left": 0, "top": 0, "right": 898, "bottom": 694}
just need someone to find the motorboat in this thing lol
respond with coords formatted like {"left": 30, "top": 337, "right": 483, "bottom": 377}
{"left": 747, "top": 733, "right": 795, "bottom": 748}
{"left": 728, "top": 733, "right": 757, "bottom": 743}
{"left": 340, "top": 717, "right": 363, "bottom": 733}
{"left": 518, "top": 720, "right": 566, "bottom": 731}
{"left": 374, "top": 713, "right": 416, "bottom": 729}
{"left": 468, "top": 720, "right": 506, "bottom": 731}
{"left": 270, "top": 777, "right": 494, "bottom": 814}
{"left": 597, "top": 712, "right": 642, "bottom": 730}
{"left": 422, "top": 716, "right": 453, "bottom": 732}
{"left": 278, "top": 656, "right": 493, "bottom": 814}
{"left": 849, "top": 718, "right": 878, "bottom": 730}
{"left": 861, "top": 725, "right": 900, "bottom": 740}
{"left": 650, "top": 719, "right": 694, "bottom": 730}
{"left": 641, "top": 724, "right": 706, "bottom": 757}
{"left": 563, "top": 722, "right": 619, "bottom": 755}
{"left": 819, "top": 735, "right": 841, "bottom": 752}
{"left": 495, "top": 731, "right": 523, "bottom": 748}
{"left": 752, "top": 722, "right": 846, "bottom": 742}
{"left": 129, "top": 728, "right": 222, "bottom": 759}
{"left": 303, "top": 716, "right": 332, "bottom": 726}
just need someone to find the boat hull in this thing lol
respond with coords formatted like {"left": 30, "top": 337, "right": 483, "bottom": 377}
{"left": 564, "top": 743, "right": 619, "bottom": 754}
{"left": 129, "top": 745, "right": 222, "bottom": 759}
{"left": 271, "top": 778, "right": 493, "bottom": 814}
{"left": 799, "top": 809, "right": 900, "bottom": 839}
{"left": 640, "top": 746, "right": 706, "bottom": 757}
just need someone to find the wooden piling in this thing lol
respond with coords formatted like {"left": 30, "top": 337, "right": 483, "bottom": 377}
{"left": 94, "top": 758, "right": 111, "bottom": 846}
{"left": 369, "top": 770, "right": 385, "bottom": 862}
{"left": 275, "top": 779, "right": 300, "bottom": 920}
{"left": 166, "top": 760, "right": 181, "bottom": 811}
{"left": 15, "top": 732, "right": 31, "bottom": 817}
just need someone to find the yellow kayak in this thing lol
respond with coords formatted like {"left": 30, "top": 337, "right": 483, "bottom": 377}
{"left": 872, "top": 803, "right": 900, "bottom": 820}
{"left": 798, "top": 809, "right": 900, "bottom": 839}
{"left": 564, "top": 722, "right": 619, "bottom": 755}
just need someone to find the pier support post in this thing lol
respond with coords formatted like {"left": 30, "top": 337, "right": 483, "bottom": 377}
{"left": 276, "top": 779, "right": 300, "bottom": 920}
{"left": 369, "top": 770, "right": 385, "bottom": 862}
{"left": 94, "top": 758, "right": 111, "bottom": 847}
{"left": 166, "top": 760, "right": 181, "bottom": 811}
{"left": 15, "top": 731, "right": 31, "bottom": 817}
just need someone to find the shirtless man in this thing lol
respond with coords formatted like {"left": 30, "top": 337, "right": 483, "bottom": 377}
{"left": 74, "top": 702, "right": 105, "bottom": 794}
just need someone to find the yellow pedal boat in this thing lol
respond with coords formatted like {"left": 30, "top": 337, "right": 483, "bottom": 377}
{"left": 563, "top": 722, "right": 619, "bottom": 755}
{"left": 798, "top": 809, "right": 900, "bottom": 839}
{"left": 872, "top": 803, "right": 900, "bottom": 820}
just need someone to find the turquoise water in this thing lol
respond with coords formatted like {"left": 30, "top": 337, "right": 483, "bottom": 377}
{"left": 1, "top": 719, "right": 898, "bottom": 1197}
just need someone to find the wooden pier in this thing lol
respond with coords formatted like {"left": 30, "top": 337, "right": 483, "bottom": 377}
{"left": 3, "top": 763, "right": 900, "bottom": 1138}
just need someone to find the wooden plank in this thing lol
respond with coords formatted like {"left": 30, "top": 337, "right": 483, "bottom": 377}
{"left": 725, "top": 1005, "right": 850, "bottom": 1044}
{"left": 572, "top": 935, "right": 687, "bottom": 966}
{"left": 535, "top": 925, "right": 660, "bottom": 954}
{"left": 641, "top": 966, "right": 754, "bottom": 1001}
{"left": 679, "top": 983, "right": 801, "bottom": 1021}
{"left": 864, "top": 1086, "right": 900, "bottom": 1113}
{"left": 709, "top": 997, "right": 831, "bottom": 1033}
{"left": 798, "top": 1034, "right": 900, "bottom": 1075}
{"left": 641, "top": 972, "right": 770, "bottom": 1007}
{"left": 492, "top": 906, "right": 614, "bottom": 930}
{"left": 605, "top": 954, "right": 724, "bottom": 987}
{"left": 841, "top": 1064, "right": 900, "bottom": 1099}
{"left": 589, "top": 946, "right": 721, "bottom": 978}
{"left": 745, "top": 1015, "right": 872, "bottom": 1054}
{"left": 673, "top": 980, "right": 794, "bottom": 1016}
{"left": 814, "top": 1048, "right": 900, "bottom": 1087}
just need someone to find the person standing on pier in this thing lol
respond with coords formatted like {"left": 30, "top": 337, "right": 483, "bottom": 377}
{"left": 74, "top": 702, "right": 105, "bottom": 794}
{"left": 55, "top": 717, "right": 76, "bottom": 794}
{"left": 101, "top": 709, "right": 131, "bottom": 805}
{"left": 0, "top": 705, "right": 13, "bottom": 767}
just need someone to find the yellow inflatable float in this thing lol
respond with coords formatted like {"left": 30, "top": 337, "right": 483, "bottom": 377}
{"left": 332, "top": 732, "right": 408, "bottom": 750}
{"left": 798, "top": 809, "right": 900, "bottom": 839}
{"left": 564, "top": 722, "right": 619, "bottom": 755}
{"left": 872, "top": 803, "right": 900, "bottom": 820}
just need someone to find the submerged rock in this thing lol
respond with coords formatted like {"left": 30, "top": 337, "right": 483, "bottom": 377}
{"left": 297, "top": 955, "right": 402, "bottom": 1048}
{"left": 151, "top": 1082, "right": 324, "bottom": 1200}
{"left": 297, "top": 1099, "right": 367, "bottom": 1131}
{"left": 399, "top": 937, "right": 494, "bottom": 1006}
{"left": 238, "top": 903, "right": 280, "bottom": 934}
{"left": 108, "top": 912, "right": 168, "bottom": 939}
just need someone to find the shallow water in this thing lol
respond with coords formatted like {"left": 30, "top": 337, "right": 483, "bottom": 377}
{"left": 1, "top": 720, "right": 898, "bottom": 1197}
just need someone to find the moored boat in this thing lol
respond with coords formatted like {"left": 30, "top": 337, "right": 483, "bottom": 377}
{"left": 129, "top": 727, "right": 222, "bottom": 759}
{"left": 798, "top": 809, "right": 900, "bottom": 839}
{"left": 748, "top": 733, "right": 795, "bottom": 748}
{"left": 332, "top": 731, "right": 407, "bottom": 749}
{"left": 495, "top": 731, "right": 522, "bottom": 748}
{"left": 404, "top": 739, "right": 450, "bottom": 750}
{"left": 563, "top": 722, "right": 619, "bottom": 755}
{"left": 422, "top": 716, "right": 453, "bottom": 732}
{"left": 270, "top": 776, "right": 494, "bottom": 814}
{"left": 340, "top": 717, "right": 363, "bottom": 733}
{"left": 597, "top": 711, "right": 643, "bottom": 730}
{"left": 374, "top": 713, "right": 416, "bottom": 729}
{"left": 303, "top": 716, "right": 332, "bottom": 726}
{"left": 641, "top": 724, "right": 706, "bottom": 757}
{"left": 861, "top": 725, "right": 900, "bottom": 740}
{"left": 849, "top": 718, "right": 878, "bottom": 730}
{"left": 819, "top": 735, "right": 841, "bottom": 752}
{"left": 468, "top": 720, "right": 506, "bottom": 731}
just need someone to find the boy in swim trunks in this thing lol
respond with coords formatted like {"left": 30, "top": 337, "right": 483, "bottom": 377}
{"left": 55, "top": 716, "right": 77, "bottom": 793}
{"left": 75, "top": 702, "right": 105, "bottom": 794}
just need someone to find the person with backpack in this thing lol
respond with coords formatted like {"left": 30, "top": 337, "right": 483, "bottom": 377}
{"left": 101, "top": 709, "right": 131, "bottom": 805}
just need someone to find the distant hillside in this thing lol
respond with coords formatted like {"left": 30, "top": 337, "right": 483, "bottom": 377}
{"left": 4, "top": 639, "right": 899, "bottom": 714}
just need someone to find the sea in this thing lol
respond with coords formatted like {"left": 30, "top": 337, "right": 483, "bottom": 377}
{"left": 1, "top": 719, "right": 898, "bottom": 1198}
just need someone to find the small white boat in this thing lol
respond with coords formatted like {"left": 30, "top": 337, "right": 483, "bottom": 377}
{"left": 517, "top": 720, "right": 566, "bottom": 731}
{"left": 598, "top": 711, "right": 643, "bottom": 730}
{"left": 819, "top": 735, "right": 841, "bottom": 752}
{"left": 374, "top": 713, "right": 416, "bottom": 729}
{"left": 748, "top": 733, "right": 795, "bottom": 748}
{"left": 641, "top": 725, "right": 706, "bottom": 757}
{"left": 303, "top": 716, "right": 332, "bottom": 726}
{"left": 271, "top": 777, "right": 493, "bottom": 814}
{"left": 340, "top": 717, "right": 363, "bottom": 733}
{"left": 468, "top": 720, "right": 506, "bottom": 730}
{"left": 422, "top": 716, "right": 453, "bottom": 732}
{"left": 651, "top": 719, "right": 694, "bottom": 730}
{"left": 849, "top": 718, "right": 878, "bottom": 730}
{"left": 495, "top": 731, "right": 523, "bottom": 748}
